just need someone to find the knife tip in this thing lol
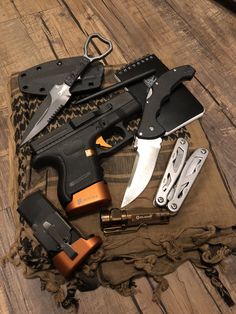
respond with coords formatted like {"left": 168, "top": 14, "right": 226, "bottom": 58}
{"left": 20, "top": 140, "right": 26, "bottom": 146}
{"left": 20, "top": 134, "right": 31, "bottom": 146}
{"left": 121, "top": 196, "right": 133, "bottom": 209}
{"left": 120, "top": 201, "right": 126, "bottom": 209}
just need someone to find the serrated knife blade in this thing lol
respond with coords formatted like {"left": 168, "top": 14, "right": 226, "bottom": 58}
{"left": 21, "top": 83, "right": 71, "bottom": 145}
{"left": 21, "top": 33, "right": 113, "bottom": 145}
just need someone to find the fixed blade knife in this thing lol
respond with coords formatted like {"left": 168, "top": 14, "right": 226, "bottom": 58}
{"left": 121, "top": 65, "right": 198, "bottom": 208}
{"left": 21, "top": 33, "right": 112, "bottom": 145}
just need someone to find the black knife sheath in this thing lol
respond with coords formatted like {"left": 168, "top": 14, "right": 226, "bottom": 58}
{"left": 18, "top": 56, "right": 104, "bottom": 96}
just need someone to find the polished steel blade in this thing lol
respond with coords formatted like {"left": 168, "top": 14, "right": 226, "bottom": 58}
{"left": 121, "top": 137, "right": 162, "bottom": 208}
{"left": 21, "top": 83, "right": 71, "bottom": 145}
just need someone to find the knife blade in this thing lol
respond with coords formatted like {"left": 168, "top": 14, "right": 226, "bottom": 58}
{"left": 21, "top": 33, "right": 112, "bottom": 145}
{"left": 21, "top": 83, "right": 71, "bottom": 145}
{"left": 121, "top": 65, "right": 199, "bottom": 208}
{"left": 121, "top": 137, "right": 162, "bottom": 208}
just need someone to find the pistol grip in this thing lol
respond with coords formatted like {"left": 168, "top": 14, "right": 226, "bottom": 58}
{"left": 31, "top": 135, "right": 105, "bottom": 208}
{"left": 53, "top": 236, "right": 102, "bottom": 278}
{"left": 65, "top": 181, "right": 111, "bottom": 215}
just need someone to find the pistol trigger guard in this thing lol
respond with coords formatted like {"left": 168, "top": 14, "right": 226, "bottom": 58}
{"left": 96, "top": 123, "right": 134, "bottom": 158}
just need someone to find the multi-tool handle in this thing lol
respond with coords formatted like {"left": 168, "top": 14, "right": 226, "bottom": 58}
{"left": 154, "top": 138, "right": 188, "bottom": 207}
{"left": 167, "top": 148, "right": 208, "bottom": 213}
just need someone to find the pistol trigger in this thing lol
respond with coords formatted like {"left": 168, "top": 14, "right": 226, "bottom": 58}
{"left": 96, "top": 136, "right": 112, "bottom": 149}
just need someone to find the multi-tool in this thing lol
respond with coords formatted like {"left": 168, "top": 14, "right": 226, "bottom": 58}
{"left": 153, "top": 137, "right": 208, "bottom": 212}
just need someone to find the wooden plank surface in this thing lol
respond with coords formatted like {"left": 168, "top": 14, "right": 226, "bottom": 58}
{"left": 0, "top": 0, "right": 235, "bottom": 313}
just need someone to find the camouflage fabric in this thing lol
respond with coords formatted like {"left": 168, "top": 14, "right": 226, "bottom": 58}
{"left": 6, "top": 64, "right": 236, "bottom": 309}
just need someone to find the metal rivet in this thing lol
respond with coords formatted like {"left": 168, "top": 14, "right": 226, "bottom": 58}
{"left": 155, "top": 82, "right": 158, "bottom": 85}
{"left": 171, "top": 203, "right": 177, "bottom": 210}
{"left": 158, "top": 197, "right": 164, "bottom": 203}
{"left": 146, "top": 101, "right": 149, "bottom": 104}
{"left": 139, "top": 132, "right": 143, "bottom": 136}
{"left": 173, "top": 69, "right": 177, "bottom": 72}
{"left": 149, "top": 126, "right": 154, "bottom": 131}
{"left": 180, "top": 139, "right": 186, "bottom": 144}
{"left": 201, "top": 149, "right": 207, "bottom": 154}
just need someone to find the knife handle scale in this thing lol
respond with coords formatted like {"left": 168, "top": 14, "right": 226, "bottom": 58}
{"left": 64, "top": 57, "right": 90, "bottom": 86}
{"left": 138, "top": 65, "right": 196, "bottom": 139}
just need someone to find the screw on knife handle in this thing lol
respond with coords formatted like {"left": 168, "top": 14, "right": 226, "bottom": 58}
{"left": 138, "top": 65, "right": 196, "bottom": 139}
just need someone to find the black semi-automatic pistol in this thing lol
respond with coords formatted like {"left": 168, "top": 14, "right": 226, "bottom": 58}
{"left": 30, "top": 92, "right": 141, "bottom": 216}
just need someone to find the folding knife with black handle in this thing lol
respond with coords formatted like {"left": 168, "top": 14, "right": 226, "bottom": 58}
{"left": 121, "top": 65, "right": 204, "bottom": 208}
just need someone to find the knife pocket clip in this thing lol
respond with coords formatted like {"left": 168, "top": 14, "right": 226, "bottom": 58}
{"left": 42, "top": 221, "right": 78, "bottom": 260}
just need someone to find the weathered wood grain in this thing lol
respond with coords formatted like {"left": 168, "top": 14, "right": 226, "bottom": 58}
{"left": 76, "top": 286, "right": 140, "bottom": 314}
{"left": 131, "top": 278, "right": 163, "bottom": 313}
{"left": 0, "top": 0, "right": 19, "bottom": 23}
{"left": 221, "top": 256, "right": 236, "bottom": 286}
{"left": 193, "top": 263, "right": 236, "bottom": 313}
{"left": 0, "top": 0, "right": 235, "bottom": 313}
{"left": 162, "top": 262, "right": 222, "bottom": 314}
{"left": 146, "top": 262, "right": 231, "bottom": 314}
{"left": 4, "top": 0, "right": 60, "bottom": 17}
